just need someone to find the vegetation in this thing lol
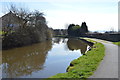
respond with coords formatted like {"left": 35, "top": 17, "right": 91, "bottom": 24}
{"left": 0, "top": 31, "right": 5, "bottom": 35}
{"left": 71, "top": 25, "right": 80, "bottom": 30}
{"left": 67, "top": 22, "right": 88, "bottom": 37}
{"left": 50, "top": 39, "right": 105, "bottom": 78}
{"left": 2, "top": 4, "right": 53, "bottom": 49}
{"left": 113, "top": 42, "right": 120, "bottom": 46}
{"left": 53, "top": 29, "right": 67, "bottom": 36}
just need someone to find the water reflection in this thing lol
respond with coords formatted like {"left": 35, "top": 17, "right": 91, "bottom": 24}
{"left": 2, "top": 38, "right": 90, "bottom": 78}
{"left": 67, "top": 38, "right": 88, "bottom": 54}
{"left": 53, "top": 37, "right": 66, "bottom": 44}
{"left": 2, "top": 40, "right": 52, "bottom": 78}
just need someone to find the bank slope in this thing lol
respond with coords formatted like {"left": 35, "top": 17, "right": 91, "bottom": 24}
{"left": 113, "top": 42, "right": 120, "bottom": 46}
{"left": 50, "top": 39, "right": 105, "bottom": 78}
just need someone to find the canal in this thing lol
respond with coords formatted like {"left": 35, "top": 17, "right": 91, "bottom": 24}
{"left": 2, "top": 38, "right": 90, "bottom": 78}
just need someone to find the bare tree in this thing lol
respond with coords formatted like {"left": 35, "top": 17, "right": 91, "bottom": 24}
{"left": 8, "top": 4, "right": 31, "bottom": 28}
{"left": 8, "top": 4, "right": 18, "bottom": 13}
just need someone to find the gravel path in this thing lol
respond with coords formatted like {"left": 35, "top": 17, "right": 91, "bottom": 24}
{"left": 88, "top": 39, "right": 119, "bottom": 78}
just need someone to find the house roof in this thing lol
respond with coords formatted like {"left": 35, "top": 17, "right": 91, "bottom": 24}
{"left": 1, "top": 11, "right": 25, "bottom": 22}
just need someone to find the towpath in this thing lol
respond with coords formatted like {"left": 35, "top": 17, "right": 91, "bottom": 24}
{"left": 88, "top": 38, "right": 119, "bottom": 78}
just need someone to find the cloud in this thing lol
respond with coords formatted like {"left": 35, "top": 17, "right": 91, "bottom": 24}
{"left": 46, "top": 10, "right": 118, "bottom": 31}
{"left": 0, "top": 0, "right": 118, "bottom": 31}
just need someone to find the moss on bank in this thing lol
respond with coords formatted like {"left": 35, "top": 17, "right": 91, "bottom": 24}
{"left": 50, "top": 39, "right": 105, "bottom": 78}
{"left": 113, "top": 42, "right": 120, "bottom": 46}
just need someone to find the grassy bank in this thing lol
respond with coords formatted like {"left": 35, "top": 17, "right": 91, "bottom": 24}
{"left": 50, "top": 39, "right": 105, "bottom": 78}
{"left": 113, "top": 42, "right": 120, "bottom": 46}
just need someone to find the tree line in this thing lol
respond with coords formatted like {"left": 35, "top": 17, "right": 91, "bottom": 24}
{"left": 67, "top": 22, "right": 89, "bottom": 37}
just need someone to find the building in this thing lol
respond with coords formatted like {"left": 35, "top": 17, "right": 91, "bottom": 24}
{"left": 0, "top": 11, "right": 25, "bottom": 32}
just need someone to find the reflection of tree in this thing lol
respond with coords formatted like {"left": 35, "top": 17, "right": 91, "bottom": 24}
{"left": 2, "top": 40, "right": 52, "bottom": 78}
{"left": 53, "top": 37, "right": 61, "bottom": 44}
{"left": 53, "top": 38, "right": 66, "bottom": 44}
{"left": 67, "top": 38, "right": 88, "bottom": 54}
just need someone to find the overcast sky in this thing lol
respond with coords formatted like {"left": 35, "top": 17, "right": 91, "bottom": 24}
{"left": 0, "top": 0, "right": 119, "bottom": 31}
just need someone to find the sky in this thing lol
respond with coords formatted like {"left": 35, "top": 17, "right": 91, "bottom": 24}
{"left": 0, "top": 0, "right": 119, "bottom": 31}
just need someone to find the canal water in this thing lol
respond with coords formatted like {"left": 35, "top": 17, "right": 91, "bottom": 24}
{"left": 2, "top": 38, "right": 90, "bottom": 78}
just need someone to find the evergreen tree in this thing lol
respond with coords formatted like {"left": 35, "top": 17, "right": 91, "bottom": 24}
{"left": 81, "top": 22, "right": 89, "bottom": 33}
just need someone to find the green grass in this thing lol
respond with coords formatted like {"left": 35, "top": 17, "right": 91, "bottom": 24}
{"left": 0, "top": 31, "right": 3, "bottom": 35}
{"left": 113, "top": 42, "right": 120, "bottom": 46}
{"left": 50, "top": 39, "right": 105, "bottom": 79}
{"left": 0, "top": 31, "right": 15, "bottom": 35}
